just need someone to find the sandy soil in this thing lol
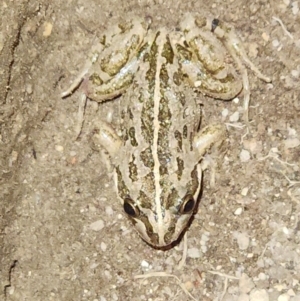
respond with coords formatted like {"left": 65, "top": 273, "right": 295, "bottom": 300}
{"left": 1, "top": 0, "right": 300, "bottom": 300}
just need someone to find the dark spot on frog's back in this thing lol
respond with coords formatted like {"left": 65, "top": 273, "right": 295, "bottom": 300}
{"left": 159, "top": 165, "right": 168, "bottom": 176}
{"left": 161, "top": 35, "right": 174, "bottom": 64}
{"left": 128, "top": 127, "right": 138, "bottom": 146}
{"left": 176, "top": 157, "right": 184, "bottom": 180}
{"left": 128, "top": 154, "right": 138, "bottom": 182}
{"left": 140, "top": 146, "right": 154, "bottom": 168}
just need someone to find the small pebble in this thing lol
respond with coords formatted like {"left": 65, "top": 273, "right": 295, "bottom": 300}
{"left": 222, "top": 108, "right": 229, "bottom": 117}
{"left": 282, "top": 227, "right": 290, "bottom": 235}
{"left": 105, "top": 206, "right": 114, "bottom": 216}
{"left": 272, "top": 39, "right": 280, "bottom": 48}
{"left": 258, "top": 272, "right": 267, "bottom": 280}
{"left": 250, "top": 289, "right": 269, "bottom": 301}
{"left": 287, "top": 126, "right": 297, "bottom": 136}
{"left": 278, "top": 294, "right": 291, "bottom": 301}
{"left": 233, "top": 231, "right": 250, "bottom": 250}
{"left": 287, "top": 289, "right": 296, "bottom": 297}
{"left": 262, "top": 32, "right": 270, "bottom": 42}
{"left": 55, "top": 145, "right": 64, "bottom": 152}
{"left": 284, "top": 138, "right": 300, "bottom": 149}
{"left": 248, "top": 43, "right": 258, "bottom": 58}
{"left": 141, "top": 260, "right": 150, "bottom": 268}
{"left": 230, "top": 111, "right": 240, "bottom": 122}
{"left": 100, "top": 242, "right": 107, "bottom": 252}
{"left": 184, "top": 281, "right": 194, "bottom": 292}
{"left": 26, "top": 84, "right": 33, "bottom": 94}
{"left": 291, "top": 69, "right": 299, "bottom": 78}
{"left": 240, "top": 149, "right": 250, "bottom": 162}
{"left": 292, "top": 1, "right": 299, "bottom": 14}
{"left": 89, "top": 219, "right": 105, "bottom": 231}
{"left": 277, "top": 294, "right": 291, "bottom": 301}
{"left": 234, "top": 207, "right": 243, "bottom": 215}
{"left": 187, "top": 247, "right": 201, "bottom": 258}
{"left": 43, "top": 21, "right": 53, "bottom": 37}
{"left": 241, "top": 187, "right": 249, "bottom": 196}
{"left": 239, "top": 273, "right": 255, "bottom": 293}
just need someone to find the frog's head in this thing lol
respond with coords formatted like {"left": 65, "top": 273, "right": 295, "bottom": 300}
{"left": 115, "top": 162, "right": 202, "bottom": 249}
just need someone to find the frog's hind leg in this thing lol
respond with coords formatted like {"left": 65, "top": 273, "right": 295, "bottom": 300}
{"left": 180, "top": 13, "right": 271, "bottom": 121}
{"left": 209, "top": 17, "right": 271, "bottom": 121}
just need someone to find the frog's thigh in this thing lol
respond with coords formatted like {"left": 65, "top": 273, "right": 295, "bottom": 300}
{"left": 179, "top": 16, "right": 243, "bottom": 100}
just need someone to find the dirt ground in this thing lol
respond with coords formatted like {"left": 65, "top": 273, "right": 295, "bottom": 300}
{"left": 1, "top": 0, "right": 300, "bottom": 300}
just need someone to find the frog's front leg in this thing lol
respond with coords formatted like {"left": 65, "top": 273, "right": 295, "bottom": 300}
{"left": 92, "top": 120, "right": 122, "bottom": 171}
{"left": 193, "top": 123, "right": 227, "bottom": 187}
{"left": 179, "top": 13, "right": 271, "bottom": 121}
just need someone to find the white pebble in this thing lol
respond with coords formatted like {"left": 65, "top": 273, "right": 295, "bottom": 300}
{"left": 55, "top": 145, "right": 64, "bottom": 152}
{"left": 284, "top": 138, "right": 300, "bottom": 149}
{"left": 222, "top": 108, "right": 229, "bottom": 117}
{"left": 26, "top": 84, "right": 33, "bottom": 94}
{"left": 100, "top": 242, "right": 107, "bottom": 252}
{"left": 292, "top": 1, "right": 299, "bottom": 14}
{"left": 287, "top": 289, "right": 295, "bottom": 297}
{"left": 239, "top": 273, "right": 255, "bottom": 293}
{"left": 201, "top": 233, "right": 210, "bottom": 242}
{"left": 105, "top": 206, "right": 114, "bottom": 216}
{"left": 240, "top": 149, "right": 251, "bottom": 162}
{"left": 262, "top": 32, "right": 270, "bottom": 42}
{"left": 187, "top": 247, "right": 201, "bottom": 258}
{"left": 272, "top": 39, "right": 280, "bottom": 48}
{"left": 234, "top": 207, "right": 243, "bottom": 215}
{"left": 201, "top": 245, "right": 207, "bottom": 253}
{"left": 233, "top": 231, "right": 250, "bottom": 250}
{"left": 89, "top": 219, "right": 105, "bottom": 231}
{"left": 278, "top": 294, "right": 290, "bottom": 301}
{"left": 241, "top": 187, "right": 249, "bottom": 196}
{"left": 230, "top": 111, "right": 240, "bottom": 122}
{"left": 250, "top": 289, "right": 269, "bottom": 301}
{"left": 291, "top": 69, "right": 299, "bottom": 78}
{"left": 282, "top": 227, "right": 290, "bottom": 235}
{"left": 258, "top": 272, "right": 267, "bottom": 280}
{"left": 141, "top": 260, "right": 149, "bottom": 268}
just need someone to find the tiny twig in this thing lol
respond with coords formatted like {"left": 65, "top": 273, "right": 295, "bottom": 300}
{"left": 272, "top": 16, "right": 294, "bottom": 40}
{"left": 258, "top": 149, "right": 296, "bottom": 167}
{"left": 207, "top": 270, "right": 239, "bottom": 301}
{"left": 207, "top": 270, "right": 239, "bottom": 280}
{"left": 134, "top": 272, "right": 197, "bottom": 301}
{"left": 280, "top": 172, "right": 300, "bottom": 188}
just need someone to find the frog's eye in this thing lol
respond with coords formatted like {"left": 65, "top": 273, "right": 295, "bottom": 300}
{"left": 123, "top": 198, "right": 140, "bottom": 217}
{"left": 180, "top": 194, "right": 196, "bottom": 214}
